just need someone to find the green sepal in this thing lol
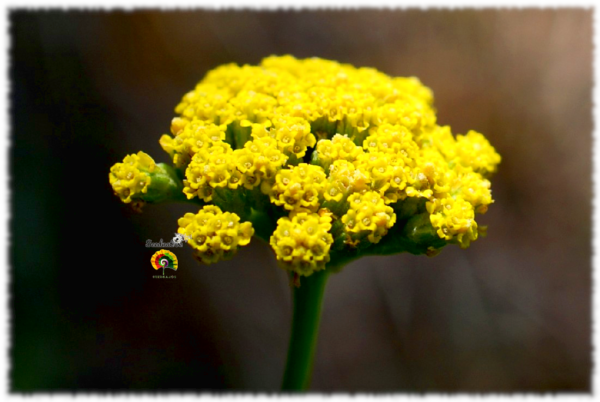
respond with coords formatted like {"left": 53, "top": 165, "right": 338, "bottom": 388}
{"left": 403, "top": 212, "right": 447, "bottom": 250}
{"left": 230, "top": 121, "right": 252, "bottom": 149}
{"left": 286, "top": 153, "right": 303, "bottom": 167}
{"left": 211, "top": 187, "right": 251, "bottom": 220}
{"left": 392, "top": 196, "right": 426, "bottom": 220}
{"left": 327, "top": 210, "right": 447, "bottom": 274}
{"left": 310, "top": 116, "right": 337, "bottom": 139}
{"left": 142, "top": 163, "right": 187, "bottom": 204}
{"left": 309, "top": 148, "right": 330, "bottom": 172}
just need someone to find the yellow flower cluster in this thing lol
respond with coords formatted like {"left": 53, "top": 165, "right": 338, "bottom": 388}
{"left": 252, "top": 117, "right": 316, "bottom": 158}
{"left": 170, "top": 56, "right": 500, "bottom": 257}
{"left": 322, "top": 160, "right": 369, "bottom": 206}
{"left": 181, "top": 141, "right": 234, "bottom": 201}
{"left": 110, "top": 55, "right": 501, "bottom": 271}
{"left": 342, "top": 191, "right": 397, "bottom": 244}
{"left": 269, "top": 163, "right": 326, "bottom": 212}
{"left": 177, "top": 205, "right": 254, "bottom": 265}
{"left": 234, "top": 136, "right": 288, "bottom": 189}
{"left": 159, "top": 119, "right": 226, "bottom": 168}
{"left": 427, "top": 197, "right": 478, "bottom": 249}
{"left": 314, "top": 134, "right": 364, "bottom": 171}
{"left": 270, "top": 212, "right": 334, "bottom": 276}
{"left": 182, "top": 136, "right": 288, "bottom": 202}
{"left": 109, "top": 151, "right": 156, "bottom": 203}
{"left": 454, "top": 131, "right": 502, "bottom": 175}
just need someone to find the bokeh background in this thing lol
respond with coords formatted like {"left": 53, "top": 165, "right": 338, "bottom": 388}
{"left": 10, "top": 8, "right": 591, "bottom": 392}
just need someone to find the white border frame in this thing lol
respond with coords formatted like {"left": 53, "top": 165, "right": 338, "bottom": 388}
{"left": 0, "top": 1, "right": 595, "bottom": 400}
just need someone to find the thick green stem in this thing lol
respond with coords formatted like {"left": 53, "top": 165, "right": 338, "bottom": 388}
{"left": 282, "top": 269, "right": 330, "bottom": 392}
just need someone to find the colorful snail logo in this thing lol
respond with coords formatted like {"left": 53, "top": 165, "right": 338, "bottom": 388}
{"left": 151, "top": 249, "right": 178, "bottom": 275}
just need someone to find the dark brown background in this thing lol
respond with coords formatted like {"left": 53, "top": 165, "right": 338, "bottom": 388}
{"left": 10, "top": 9, "right": 591, "bottom": 392}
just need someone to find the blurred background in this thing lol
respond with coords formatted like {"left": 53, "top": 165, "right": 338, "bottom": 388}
{"left": 10, "top": 9, "right": 591, "bottom": 392}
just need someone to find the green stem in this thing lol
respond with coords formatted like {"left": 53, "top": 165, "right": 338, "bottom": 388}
{"left": 282, "top": 269, "right": 330, "bottom": 392}
{"left": 247, "top": 208, "right": 276, "bottom": 243}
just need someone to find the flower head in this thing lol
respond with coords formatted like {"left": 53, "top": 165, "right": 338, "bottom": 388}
{"left": 342, "top": 191, "right": 396, "bottom": 245}
{"left": 178, "top": 205, "right": 254, "bottom": 264}
{"left": 428, "top": 197, "right": 479, "bottom": 249}
{"left": 160, "top": 120, "right": 227, "bottom": 168}
{"left": 269, "top": 164, "right": 327, "bottom": 212}
{"left": 109, "top": 151, "right": 156, "bottom": 203}
{"left": 109, "top": 55, "right": 501, "bottom": 276}
{"left": 454, "top": 130, "right": 502, "bottom": 176}
{"left": 270, "top": 211, "right": 334, "bottom": 276}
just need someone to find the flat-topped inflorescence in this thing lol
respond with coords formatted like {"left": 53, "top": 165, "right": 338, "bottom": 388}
{"left": 109, "top": 55, "right": 501, "bottom": 277}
